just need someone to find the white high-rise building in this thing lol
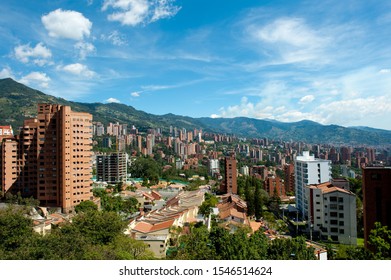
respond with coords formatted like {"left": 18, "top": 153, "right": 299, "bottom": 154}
{"left": 240, "top": 165, "right": 249, "bottom": 176}
{"left": 209, "top": 159, "right": 220, "bottom": 176}
{"left": 294, "top": 151, "right": 331, "bottom": 218}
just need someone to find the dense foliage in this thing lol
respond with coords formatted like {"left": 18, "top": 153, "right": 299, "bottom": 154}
{"left": 0, "top": 206, "right": 154, "bottom": 260}
{"left": 237, "top": 176, "right": 269, "bottom": 219}
{"left": 168, "top": 224, "right": 316, "bottom": 260}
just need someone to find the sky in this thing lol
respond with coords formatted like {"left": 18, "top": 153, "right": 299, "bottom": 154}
{"left": 1, "top": 0, "right": 391, "bottom": 130}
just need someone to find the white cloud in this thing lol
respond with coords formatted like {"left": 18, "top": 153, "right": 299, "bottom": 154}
{"left": 141, "top": 84, "right": 172, "bottom": 91}
{"left": 105, "top": 97, "right": 120, "bottom": 103}
{"left": 102, "top": 0, "right": 180, "bottom": 26}
{"left": 14, "top": 43, "right": 52, "bottom": 66}
{"left": 19, "top": 72, "right": 51, "bottom": 88}
{"left": 131, "top": 91, "right": 141, "bottom": 97}
{"left": 299, "top": 94, "right": 315, "bottom": 104}
{"left": 58, "top": 63, "right": 96, "bottom": 78}
{"left": 151, "top": 0, "right": 181, "bottom": 22}
{"left": 249, "top": 17, "right": 328, "bottom": 64}
{"left": 379, "top": 68, "right": 391, "bottom": 74}
{"left": 0, "top": 67, "right": 13, "bottom": 79}
{"left": 210, "top": 114, "right": 220, "bottom": 119}
{"left": 41, "top": 9, "right": 92, "bottom": 40}
{"left": 74, "top": 42, "right": 96, "bottom": 59}
{"left": 217, "top": 96, "right": 324, "bottom": 123}
{"left": 102, "top": 31, "right": 127, "bottom": 46}
{"left": 318, "top": 96, "right": 391, "bottom": 125}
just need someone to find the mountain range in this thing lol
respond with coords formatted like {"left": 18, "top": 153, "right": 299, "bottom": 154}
{"left": 1, "top": 77, "right": 391, "bottom": 146}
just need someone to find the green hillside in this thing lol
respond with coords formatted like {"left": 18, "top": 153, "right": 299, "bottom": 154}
{"left": 1, "top": 78, "right": 391, "bottom": 145}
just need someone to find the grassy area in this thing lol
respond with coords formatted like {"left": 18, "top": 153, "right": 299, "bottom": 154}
{"left": 357, "top": 238, "right": 364, "bottom": 247}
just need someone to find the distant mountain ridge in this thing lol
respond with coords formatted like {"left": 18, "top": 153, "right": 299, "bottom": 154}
{"left": 1, "top": 78, "right": 391, "bottom": 145}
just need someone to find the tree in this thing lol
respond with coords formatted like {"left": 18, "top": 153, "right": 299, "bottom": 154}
{"left": 0, "top": 206, "right": 35, "bottom": 252}
{"left": 129, "top": 157, "right": 161, "bottom": 184}
{"left": 244, "top": 178, "right": 254, "bottom": 216}
{"left": 71, "top": 210, "right": 127, "bottom": 245}
{"left": 121, "top": 197, "right": 139, "bottom": 214}
{"left": 75, "top": 200, "right": 98, "bottom": 213}
{"left": 368, "top": 222, "right": 391, "bottom": 259}
{"left": 173, "top": 225, "right": 216, "bottom": 259}
{"left": 267, "top": 236, "right": 316, "bottom": 260}
{"left": 198, "top": 201, "right": 213, "bottom": 218}
{"left": 254, "top": 178, "right": 262, "bottom": 220}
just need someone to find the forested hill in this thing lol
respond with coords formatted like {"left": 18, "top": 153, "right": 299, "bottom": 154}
{"left": 1, "top": 78, "right": 391, "bottom": 145}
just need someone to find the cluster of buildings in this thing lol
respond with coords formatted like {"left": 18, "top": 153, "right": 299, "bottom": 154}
{"left": 1, "top": 102, "right": 391, "bottom": 258}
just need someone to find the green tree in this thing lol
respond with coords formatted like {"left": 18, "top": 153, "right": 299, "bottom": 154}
{"left": 245, "top": 178, "right": 254, "bottom": 217}
{"left": 267, "top": 236, "right": 316, "bottom": 260}
{"left": 174, "top": 225, "right": 216, "bottom": 259}
{"left": 75, "top": 200, "right": 98, "bottom": 213}
{"left": 0, "top": 206, "right": 35, "bottom": 252}
{"left": 71, "top": 210, "right": 127, "bottom": 245}
{"left": 129, "top": 157, "right": 161, "bottom": 184}
{"left": 368, "top": 222, "right": 391, "bottom": 259}
{"left": 121, "top": 197, "right": 139, "bottom": 214}
{"left": 254, "top": 178, "right": 263, "bottom": 220}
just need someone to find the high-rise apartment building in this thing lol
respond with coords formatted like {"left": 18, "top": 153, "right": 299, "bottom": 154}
{"left": 96, "top": 153, "right": 127, "bottom": 184}
{"left": 362, "top": 167, "right": 391, "bottom": 249}
{"left": 0, "top": 138, "right": 18, "bottom": 193}
{"left": 284, "top": 163, "right": 295, "bottom": 194}
{"left": 295, "top": 151, "right": 331, "bottom": 219}
{"left": 221, "top": 155, "right": 237, "bottom": 194}
{"left": 0, "top": 104, "right": 93, "bottom": 213}
{"left": 209, "top": 159, "right": 220, "bottom": 177}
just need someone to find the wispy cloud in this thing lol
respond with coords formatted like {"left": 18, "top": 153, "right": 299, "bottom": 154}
{"left": 101, "top": 30, "right": 127, "bottom": 46}
{"left": 102, "top": 0, "right": 181, "bottom": 26}
{"left": 247, "top": 17, "right": 329, "bottom": 65}
{"left": 74, "top": 42, "right": 96, "bottom": 59}
{"left": 130, "top": 91, "right": 142, "bottom": 97}
{"left": 299, "top": 94, "right": 315, "bottom": 104}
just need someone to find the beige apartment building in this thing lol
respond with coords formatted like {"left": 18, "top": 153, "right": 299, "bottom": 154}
{"left": 0, "top": 104, "right": 93, "bottom": 213}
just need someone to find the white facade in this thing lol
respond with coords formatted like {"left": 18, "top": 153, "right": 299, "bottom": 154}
{"left": 305, "top": 183, "right": 357, "bottom": 245}
{"left": 240, "top": 165, "right": 249, "bottom": 176}
{"left": 294, "top": 151, "right": 331, "bottom": 218}
{"left": 209, "top": 159, "right": 220, "bottom": 176}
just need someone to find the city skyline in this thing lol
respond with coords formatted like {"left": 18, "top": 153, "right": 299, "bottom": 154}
{"left": 1, "top": 0, "right": 391, "bottom": 130}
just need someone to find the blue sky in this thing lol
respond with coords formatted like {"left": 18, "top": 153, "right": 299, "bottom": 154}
{"left": 1, "top": 0, "right": 391, "bottom": 130}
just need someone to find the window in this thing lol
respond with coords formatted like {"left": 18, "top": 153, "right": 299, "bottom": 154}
{"left": 330, "top": 227, "right": 338, "bottom": 233}
{"left": 371, "top": 173, "right": 382, "bottom": 180}
{"left": 330, "top": 212, "right": 338, "bottom": 217}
